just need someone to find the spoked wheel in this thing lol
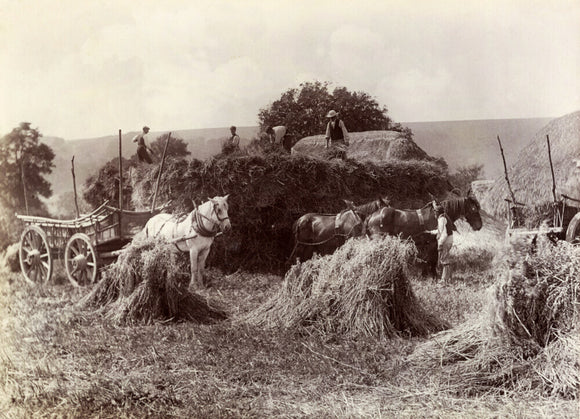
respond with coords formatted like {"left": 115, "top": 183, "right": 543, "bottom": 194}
{"left": 19, "top": 225, "right": 53, "bottom": 285}
{"left": 65, "top": 233, "right": 98, "bottom": 286}
{"left": 566, "top": 213, "right": 580, "bottom": 245}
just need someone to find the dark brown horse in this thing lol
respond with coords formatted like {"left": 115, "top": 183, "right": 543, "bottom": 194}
{"left": 364, "top": 196, "right": 483, "bottom": 239}
{"left": 291, "top": 197, "right": 390, "bottom": 262}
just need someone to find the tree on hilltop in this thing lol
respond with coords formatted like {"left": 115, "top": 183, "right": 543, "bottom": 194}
{"left": 258, "top": 81, "right": 409, "bottom": 141}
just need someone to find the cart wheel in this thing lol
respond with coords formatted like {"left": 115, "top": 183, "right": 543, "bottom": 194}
{"left": 19, "top": 225, "right": 53, "bottom": 285}
{"left": 566, "top": 212, "right": 580, "bottom": 244}
{"left": 65, "top": 233, "right": 98, "bottom": 286}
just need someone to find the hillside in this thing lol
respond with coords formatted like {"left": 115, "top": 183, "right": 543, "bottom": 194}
{"left": 406, "top": 117, "right": 552, "bottom": 177}
{"left": 480, "top": 110, "right": 580, "bottom": 216}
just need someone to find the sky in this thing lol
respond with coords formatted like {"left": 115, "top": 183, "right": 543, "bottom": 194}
{"left": 0, "top": 0, "right": 578, "bottom": 140}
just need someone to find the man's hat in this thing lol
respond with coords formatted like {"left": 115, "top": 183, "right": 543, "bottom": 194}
{"left": 143, "top": 126, "right": 150, "bottom": 131}
{"left": 326, "top": 110, "right": 338, "bottom": 118}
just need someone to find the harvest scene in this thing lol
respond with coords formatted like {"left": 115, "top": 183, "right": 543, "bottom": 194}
{"left": 1, "top": 2, "right": 579, "bottom": 418}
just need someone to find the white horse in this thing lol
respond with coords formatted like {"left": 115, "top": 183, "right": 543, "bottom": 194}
{"left": 142, "top": 195, "right": 231, "bottom": 289}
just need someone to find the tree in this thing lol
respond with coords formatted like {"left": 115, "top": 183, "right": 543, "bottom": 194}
{"left": 449, "top": 164, "right": 485, "bottom": 194}
{"left": 149, "top": 133, "right": 191, "bottom": 159}
{"left": 258, "top": 81, "right": 405, "bottom": 141}
{"left": 0, "top": 122, "right": 55, "bottom": 213}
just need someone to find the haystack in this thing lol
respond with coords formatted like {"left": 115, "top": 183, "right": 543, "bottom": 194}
{"left": 481, "top": 110, "right": 580, "bottom": 217}
{"left": 131, "top": 152, "right": 451, "bottom": 273}
{"left": 292, "top": 130, "right": 445, "bottom": 165}
{"left": 408, "top": 235, "right": 580, "bottom": 397}
{"left": 245, "top": 236, "right": 450, "bottom": 339}
{"left": 78, "top": 237, "right": 227, "bottom": 325}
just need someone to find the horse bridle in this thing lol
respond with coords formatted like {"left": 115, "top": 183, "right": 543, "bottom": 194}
{"left": 193, "top": 200, "right": 230, "bottom": 237}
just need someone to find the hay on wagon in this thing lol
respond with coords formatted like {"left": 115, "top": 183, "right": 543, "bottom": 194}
{"left": 78, "top": 236, "right": 227, "bottom": 325}
{"left": 245, "top": 235, "right": 450, "bottom": 339}
{"left": 408, "top": 234, "right": 580, "bottom": 397}
{"left": 131, "top": 151, "right": 451, "bottom": 273}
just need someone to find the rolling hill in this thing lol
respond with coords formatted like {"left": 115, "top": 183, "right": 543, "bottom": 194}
{"left": 41, "top": 117, "right": 553, "bottom": 202}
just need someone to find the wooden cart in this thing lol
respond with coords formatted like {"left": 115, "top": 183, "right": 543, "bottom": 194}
{"left": 16, "top": 202, "right": 167, "bottom": 286}
{"left": 505, "top": 194, "right": 580, "bottom": 244}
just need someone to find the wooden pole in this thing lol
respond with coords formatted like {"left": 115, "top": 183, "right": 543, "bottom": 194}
{"left": 497, "top": 135, "right": 520, "bottom": 226}
{"left": 546, "top": 135, "right": 557, "bottom": 203}
{"left": 118, "top": 129, "right": 123, "bottom": 237}
{"left": 71, "top": 156, "right": 80, "bottom": 217}
{"left": 497, "top": 135, "right": 518, "bottom": 205}
{"left": 151, "top": 132, "right": 171, "bottom": 211}
{"left": 20, "top": 159, "right": 29, "bottom": 215}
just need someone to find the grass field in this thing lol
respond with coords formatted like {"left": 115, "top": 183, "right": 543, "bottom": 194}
{"left": 1, "top": 221, "right": 578, "bottom": 418}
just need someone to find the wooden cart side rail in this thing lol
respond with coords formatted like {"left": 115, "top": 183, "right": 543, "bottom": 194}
{"left": 16, "top": 201, "right": 111, "bottom": 226}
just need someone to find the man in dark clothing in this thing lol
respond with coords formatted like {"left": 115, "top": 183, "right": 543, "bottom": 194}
{"left": 325, "top": 110, "right": 349, "bottom": 159}
{"left": 133, "top": 126, "right": 154, "bottom": 164}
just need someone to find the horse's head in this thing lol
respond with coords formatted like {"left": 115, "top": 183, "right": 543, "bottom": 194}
{"left": 463, "top": 195, "right": 483, "bottom": 231}
{"left": 207, "top": 194, "right": 232, "bottom": 233}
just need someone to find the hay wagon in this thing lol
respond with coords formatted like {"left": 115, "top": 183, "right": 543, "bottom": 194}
{"left": 505, "top": 194, "right": 580, "bottom": 244}
{"left": 16, "top": 202, "right": 167, "bottom": 286}
{"left": 499, "top": 134, "right": 580, "bottom": 244}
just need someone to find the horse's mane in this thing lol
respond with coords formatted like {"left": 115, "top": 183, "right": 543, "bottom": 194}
{"left": 441, "top": 196, "right": 480, "bottom": 218}
{"left": 354, "top": 199, "right": 389, "bottom": 216}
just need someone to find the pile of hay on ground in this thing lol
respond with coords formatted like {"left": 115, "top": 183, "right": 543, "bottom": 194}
{"left": 408, "top": 235, "right": 580, "bottom": 397}
{"left": 244, "top": 236, "right": 450, "bottom": 339}
{"left": 293, "top": 131, "right": 446, "bottom": 166}
{"left": 78, "top": 237, "right": 227, "bottom": 325}
{"left": 131, "top": 152, "right": 451, "bottom": 273}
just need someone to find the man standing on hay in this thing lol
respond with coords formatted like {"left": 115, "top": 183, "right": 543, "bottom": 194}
{"left": 222, "top": 125, "right": 241, "bottom": 154}
{"left": 325, "top": 110, "right": 349, "bottom": 159}
{"left": 132, "top": 125, "right": 154, "bottom": 164}
{"left": 431, "top": 202, "right": 456, "bottom": 281}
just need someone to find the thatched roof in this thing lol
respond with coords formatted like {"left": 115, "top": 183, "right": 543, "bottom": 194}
{"left": 481, "top": 111, "right": 580, "bottom": 216}
{"left": 292, "top": 131, "right": 443, "bottom": 164}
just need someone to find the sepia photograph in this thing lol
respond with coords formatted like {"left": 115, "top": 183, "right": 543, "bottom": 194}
{"left": 1, "top": 0, "right": 579, "bottom": 417}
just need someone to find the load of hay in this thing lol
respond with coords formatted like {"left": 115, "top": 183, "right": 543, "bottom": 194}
{"left": 245, "top": 236, "right": 450, "bottom": 339}
{"left": 408, "top": 235, "right": 580, "bottom": 397}
{"left": 293, "top": 130, "right": 446, "bottom": 166}
{"left": 78, "top": 237, "right": 227, "bottom": 325}
{"left": 131, "top": 152, "right": 450, "bottom": 273}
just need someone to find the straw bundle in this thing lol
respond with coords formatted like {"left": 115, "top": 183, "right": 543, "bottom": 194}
{"left": 409, "top": 235, "right": 580, "bottom": 397}
{"left": 245, "top": 236, "right": 450, "bottom": 339}
{"left": 78, "top": 237, "right": 227, "bottom": 325}
{"left": 131, "top": 152, "right": 450, "bottom": 273}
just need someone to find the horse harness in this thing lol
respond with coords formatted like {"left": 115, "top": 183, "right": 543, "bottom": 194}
{"left": 297, "top": 209, "right": 362, "bottom": 246}
{"left": 153, "top": 200, "right": 229, "bottom": 250}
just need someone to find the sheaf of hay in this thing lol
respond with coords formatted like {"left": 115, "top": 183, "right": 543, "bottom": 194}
{"left": 244, "top": 236, "right": 450, "bottom": 339}
{"left": 408, "top": 235, "right": 580, "bottom": 398}
{"left": 78, "top": 236, "right": 227, "bottom": 325}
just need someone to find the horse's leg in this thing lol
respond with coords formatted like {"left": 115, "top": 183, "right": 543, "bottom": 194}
{"left": 188, "top": 247, "right": 199, "bottom": 291}
{"left": 197, "top": 244, "right": 211, "bottom": 288}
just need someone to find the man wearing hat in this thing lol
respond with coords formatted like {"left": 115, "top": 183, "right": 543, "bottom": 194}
{"left": 431, "top": 201, "right": 456, "bottom": 281}
{"left": 133, "top": 125, "right": 154, "bottom": 164}
{"left": 324, "top": 110, "right": 349, "bottom": 158}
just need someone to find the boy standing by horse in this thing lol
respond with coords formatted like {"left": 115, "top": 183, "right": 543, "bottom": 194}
{"left": 432, "top": 202, "right": 456, "bottom": 281}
